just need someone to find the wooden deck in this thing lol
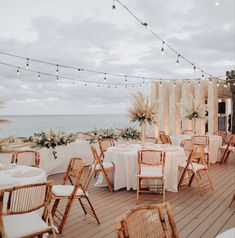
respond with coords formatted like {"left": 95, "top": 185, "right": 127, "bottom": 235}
{"left": 49, "top": 157, "right": 235, "bottom": 238}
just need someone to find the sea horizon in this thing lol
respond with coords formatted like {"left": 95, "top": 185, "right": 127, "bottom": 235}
{"left": 0, "top": 114, "right": 134, "bottom": 137}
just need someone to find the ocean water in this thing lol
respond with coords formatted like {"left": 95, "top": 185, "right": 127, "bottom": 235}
{"left": 0, "top": 114, "right": 133, "bottom": 137}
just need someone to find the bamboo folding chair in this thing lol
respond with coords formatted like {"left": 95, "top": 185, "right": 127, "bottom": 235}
{"left": 52, "top": 157, "right": 100, "bottom": 233}
{"left": 0, "top": 181, "right": 56, "bottom": 238}
{"left": 229, "top": 192, "right": 235, "bottom": 207}
{"left": 178, "top": 147, "right": 214, "bottom": 196}
{"left": 84, "top": 146, "right": 114, "bottom": 192}
{"left": 115, "top": 202, "right": 179, "bottom": 238}
{"left": 220, "top": 135, "right": 235, "bottom": 163}
{"left": 11, "top": 150, "right": 40, "bottom": 167}
{"left": 98, "top": 139, "right": 115, "bottom": 158}
{"left": 181, "top": 139, "right": 194, "bottom": 158}
{"left": 192, "top": 135, "right": 210, "bottom": 165}
{"left": 137, "top": 150, "right": 166, "bottom": 204}
{"left": 182, "top": 130, "right": 193, "bottom": 135}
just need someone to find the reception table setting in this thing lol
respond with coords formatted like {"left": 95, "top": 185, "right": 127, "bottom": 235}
{"left": 96, "top": 142, "right": 187, "bottom": 192}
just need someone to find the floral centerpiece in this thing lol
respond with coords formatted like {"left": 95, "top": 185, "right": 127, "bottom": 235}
{"left": 87, "top": 128, "right": 119, "bottom": 144}
{"left": 28, "top": 129, "right": 77, "bottom": 159}
{"left": 119, "top": 127, "right": 140, "bottom": 141}
{"left": 181, "top": 94, "right": 207, "bottom": 134}
{"left": 127, "top": 92, "right": 158, "bottom": 146}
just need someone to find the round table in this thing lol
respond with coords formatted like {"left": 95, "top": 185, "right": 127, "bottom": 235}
{"left": 96, "top": 143, "right": 187, "bottom": 192}
{"left": 216, "top": 228, "right": 235, "bottom": 238}
{"left": 0, "top": 165, "right": 47, "bottom": 189}
{"left": 170, "top": 134, "right": 222, "bottom": 163}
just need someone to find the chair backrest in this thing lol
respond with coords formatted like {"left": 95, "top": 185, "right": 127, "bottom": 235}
{"left": 63, "top": 158, "right": 84, "bottom": 187}
{"left": 98, "top": 139, "right": 114, "bottom": 157}
{"left": 91, "top": 146, "right": 104, "bottom": 169}
{"left": 230, "top": 134, "right": 235, "bottom": 146}
{"left": 160, "top": 134, "right": 171, "bottom": 144}
{"left": 181, "top": 139, "right": 194, "bottom": 152}
{"left": 0, "top": 181, "right": 52, "bottom": 216}
{"left": 11, "top": 150, "right": 40, "bottom": 167}
{"left": 192, "top": 136, "right": 209, "bottom": 146}
{"left": 187, "top": 147, "right": 206, "bottom": 166}
{"left": 115, "top": 202, "right": 179, "bottom": 238}
{"left": 138, "top": 150, "right": 165, "bottom": 176}
{"left": 159, "top": 131, "right": 166, "bottom": 136}
{"left": 182, "top": 130, "right": 193, "bottom": 135}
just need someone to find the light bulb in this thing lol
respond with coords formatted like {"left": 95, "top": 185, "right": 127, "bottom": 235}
{"left": 56, "top": 65, "right": 59, "bottom": 76}
{"left": 188, "top": 80, "right": 190, "bottom": 85}
{"left": 215, "top": 0, "right": 220, "bottom": 6}
{"left": 16, "top": 67, "right": 20, "bottom": 75}
{"left": 176, "top": 55, "right": 180, "bottom": 66}
{"left": 161, "top": 42, "right": 165, "bottom": 55}
{"left": 38, "top": 73, "right": 41, "bottom": 80}
{"left": 217, "top": 81, "right": 219, "bottom": 87}
{"left": 125, "top": 76, "right": 127, "bottom": 82}
{"left": 112, "top": 0, "right": 116, "bottom": 13}
{"left": 26, "top": 58, "right": 29, "bottom": 69}
{"left": 160, "top": 81, "right": 162, "bottom": 87}
{"left": 104, "top": 74, "right": 107, "bottom": 81}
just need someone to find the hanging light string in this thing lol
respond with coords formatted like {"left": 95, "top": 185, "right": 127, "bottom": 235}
{"left": 0, "top": 50, "right": 222, "bottom": 82}
{"left": 0, "top": 61, "right": 150, "bottom": 87}
{"left": 115, "top": 0, "right": 218, "bottom": 79}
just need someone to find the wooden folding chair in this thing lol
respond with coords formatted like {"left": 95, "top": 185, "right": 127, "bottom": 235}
{"left": 52, "top": 157, "right": 100, "bottom": 233}
{"left": 182, "top": 130, "right": 193, "bottom": 135}
{"left": 115, "top": 202, "right": 179, "bottom": 238}
{"left": 178, "top": 147, "right": 214, "bottom": 196}
{"left": 160, "top": 134, "right": 171, "bottom": 144}
{"left": 192, "top": 135, "right": 210, "bottom": 166}
{"left": 11, "top": 150, "right": 40, "bottom": 167}
{"left": 181, "top": 139, "right": 194, "bottom": 158}
{"left": 137, "top": 150, "right": 166, "bottom": 204}
{"left": 0, "top": 181, "right": 56, "bottom": 238}
{"left": 220, "top": 135, "right": 235, "bottom": 163}
{"left": 84, "top": 146, "right": 114, "bottom": 192}
{"left": 98, "top": 139, "right": 115, "bottom": 158}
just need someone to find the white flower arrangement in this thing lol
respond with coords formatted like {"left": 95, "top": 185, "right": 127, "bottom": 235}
{"left": 87, "top": 128, "right": 119, "bottom": 144}
{"left": 28, "top": 129, "right": 78, "bottom": 159}
{"left": 120, "top": 127, "right": 140, "bottom": 141}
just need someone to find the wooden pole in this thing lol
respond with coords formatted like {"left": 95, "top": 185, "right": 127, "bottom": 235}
{"left": 226, "top": 70, "right": 235, "bottom": 133}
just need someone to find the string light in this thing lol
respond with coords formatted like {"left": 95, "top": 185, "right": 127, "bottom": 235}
{"left": 201, "top": 71, "right": 205, "bottom": 78}
{"left": 176, "top": 55, "right": 180, "bottom": 66}
{"left": 26, "top": 58, "right": 29, "bottom": 69}
{"left": 16, "top": 67, "right": 20, "bottom": 75}
{"left": 161, "top": 42, "right": 165, "bottom": 56}
{"left": 192, "top": 64, "right": 196, "bottom": 71}
{"left": 125, "top": 75, "right": 127, "bottom": 82}
{"left": 84, "top": 83, "right": 87, "bottom": 86}
{"left": 209, "top": 78, "right": 212, "bottom": 84}
{"left": 198, "top": 79, "right": 201, "bottom": 86}
{"left": 142, "top": 77, "right": 145, "bottom": 83}
{"left": 56, "top": 76, "right": 59, "bottom": 80}
{"left": 38, "top": 72, "right": 41, "bottom": 80}
{"left": 56, "top": 65, "right": 59, "bottom": 76}
{"left": 104, "top": 73, "right": 107, "bottom": 81}
{"left": 115, "top": 0, "right": 219, "bottom": 79}
{"left": 73, "top": 81, "right": 75, "bottom": 85}
{"left": 188, "top": 80, "right": 190, "bottom": 86}
{"left": 217, "top": 80, "right": 219, "bottom": 87}
{"left": 173, "top": 80, "right": 176, "bottom": 87}
{"left": 160, "top": 80, "right": 162, "bottom": 87}
{"left": 112, "top": 0, "right": 116, "bottom": 13}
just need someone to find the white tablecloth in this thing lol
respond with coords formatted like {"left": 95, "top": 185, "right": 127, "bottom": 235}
{"left": 96, "top": 143, "right": 187, "bottom": 192}
{"left": 216, "top": 228, "right": 235, "bottom": 238}
{"left": 0, "top": 140, "right": 94, "bottom": 176}
{"left": 0, "top": 165, "right": 46, "bottom": 189}
{"left": 170, "top": 134, "right": 222, "bottom": 163}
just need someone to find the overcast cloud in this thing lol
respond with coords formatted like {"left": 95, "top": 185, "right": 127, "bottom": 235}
{"left": 0, "top": 0, "right": 234, "bottom": 115}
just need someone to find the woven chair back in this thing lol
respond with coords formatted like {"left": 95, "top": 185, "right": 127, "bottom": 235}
{"left": 98, "top": 139, "right": 114, "bottom": 157}
{"left": 192, "top": 136, "right": 209, "bottom": 146}
{"left": 115, "top": 202, "right": 179, "bottom": 238}
{"left": 182, "top": 130, "right": 193, "bottom": 135}
{"left": 138, "top": 150, "right": 165, "bottom": 167}
{"left": 12, "top": 150, "right": 40, "bottom": 167}
{"left": 181, "top": 139, "right": 194, "bottom": 152}
{"left": 0, "top": 181, "right": 52, "bottom": 215}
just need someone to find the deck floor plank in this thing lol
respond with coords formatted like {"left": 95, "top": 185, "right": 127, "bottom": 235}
{"left": 48, "top": 157, "right": 235, "bottom": 238}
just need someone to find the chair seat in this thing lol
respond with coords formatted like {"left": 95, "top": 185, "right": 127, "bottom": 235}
{"left": 93, "top": 161, "right": 114, "bottom": 170}
{"left": 52, "top": 185, "right": 87, "bottom": 197}
{"left": 139, "top": 165, "right": 163, "bottom": 178}
{"left": 3, "top": 211, "right": 50, "bottom": 238}
{"left": 179, "top": 162, "right": 207, "bottom": 171}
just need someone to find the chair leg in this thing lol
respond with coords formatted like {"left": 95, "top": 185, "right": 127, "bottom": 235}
{"left": 205, "top": 169, "right": 214, "bottom": 191}
{"left": 101, "top": 168, "right": 114, "bottom": 192}
{"left": 229, "top": 192, "right": 235, "bottom": 207}
{"left": 83, "top": 196, "right": 100, "bottom": 224}
{"left": 162, "top": 179, "right": 165, "bottom": 203}
{"left": 78, "top": 198, "right": 87, "bottom": 215}
{"left": 188, "top": 173, "right": 195, "bottom": 186}
{"left": 137, "top": 177, "right": 140, "bottom": 204}
{"left": 224, "top": 150, "right": 231, "bottom": 163}
{"left": 58, "top": 198, "right": 75, "bottom": 233}
{"left": 194, "top": 172, "right": 203, "bottom": 196}
{"left": 178, "top": 168, "right": 187, "bottom": 190}
{"left": 52, "top": 199, "right": 60, "bottom": 216}
{"left": 84, "top": 167, "right": 94, "bottom": 192}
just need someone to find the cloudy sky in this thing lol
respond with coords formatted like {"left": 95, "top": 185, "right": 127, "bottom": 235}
{"left": 0, "top": 0, "right": 234, "bottom": 115}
